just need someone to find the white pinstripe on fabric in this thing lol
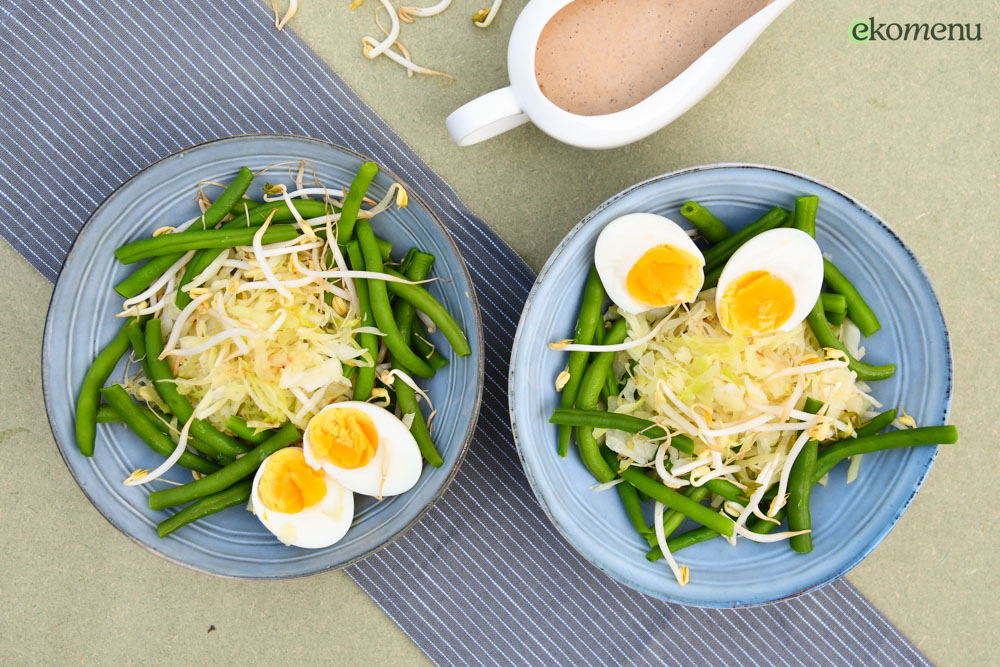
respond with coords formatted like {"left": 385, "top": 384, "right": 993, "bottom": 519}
{"left": 0, "top": 2, "right": 933, "bottom": 666}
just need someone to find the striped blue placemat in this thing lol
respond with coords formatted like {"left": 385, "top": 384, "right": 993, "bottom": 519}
{"left": 0, "top": 1, "right": 929, "bottom": 665}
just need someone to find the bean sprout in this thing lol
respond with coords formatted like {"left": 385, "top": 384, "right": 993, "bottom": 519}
{"left": 472, "top": 0, "right": 503, "bottom": 27}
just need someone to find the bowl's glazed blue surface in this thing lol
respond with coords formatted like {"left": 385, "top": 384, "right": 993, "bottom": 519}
{"left": 43, "top": 135, "right": 483, "bottom": 579}
{"left": 510, "top": 164, "right": 951, "bottom": 606}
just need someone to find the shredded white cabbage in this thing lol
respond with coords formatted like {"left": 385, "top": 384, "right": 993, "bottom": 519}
{"left": 603, "top": 290, "right": 876, "bottom": 509}
{"left": 157, "top": 235, "right": 367, "bottom": 431}
{"left": 120, "top": 165, "right": 413, "bottom": 436}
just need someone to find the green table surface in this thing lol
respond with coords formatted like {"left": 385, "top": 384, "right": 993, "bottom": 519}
{"left": 2, "top": 1, "right": 996, "bottom": 664}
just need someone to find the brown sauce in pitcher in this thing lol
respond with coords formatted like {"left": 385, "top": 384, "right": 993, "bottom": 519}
{"left": 534, "top": 0, "right": 772, "bottom": 116}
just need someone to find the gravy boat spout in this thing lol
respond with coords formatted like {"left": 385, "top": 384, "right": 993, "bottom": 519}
{"left": 446, "top": 0, "right": 796, "bottom": 149}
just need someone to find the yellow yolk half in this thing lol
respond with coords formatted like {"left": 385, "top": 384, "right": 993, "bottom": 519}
{"left": 258, "top": 448, "right": 328, "bottom": 513}
{"left": 626, "top": 244, "right": 703, "bottom": 307}
{"left": 308, "top": 407, "right": 379, "bottom": 470}
{"left": 718, "top": 270, "right": 796, "bottom": 335}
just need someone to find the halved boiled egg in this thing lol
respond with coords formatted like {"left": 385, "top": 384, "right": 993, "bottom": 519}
{"left": 250, "top": 446, "right": 354, "bottom": 549}
{"left": 715, "top": 228, "right": 823, "bottom": 336}
{"left": 594, "top": 213, "right": 705, "bottom": 314}
{"left": 302, "top": 401, "right": 422, "bottom": 498}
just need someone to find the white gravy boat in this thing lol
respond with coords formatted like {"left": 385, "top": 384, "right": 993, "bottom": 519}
{"left": 446, "top": 0, "right": 796, "bottom": 149}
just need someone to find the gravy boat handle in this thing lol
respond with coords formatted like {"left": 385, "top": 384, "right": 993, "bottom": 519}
{"left": 446, "top": 87, "right": 530, "bottom": 146}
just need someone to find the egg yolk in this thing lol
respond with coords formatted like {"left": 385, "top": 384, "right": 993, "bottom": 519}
{"left": 308, "top": 408, "right": 379, "bottom": 470}
{"left": 626, "top": 245, "right": 703, "bottom": 307}
{"left": 258, "top": 448, "right": 327, "bottom": 514}
{"left": 718, "top": 270, "right": 796, "bottom": 335}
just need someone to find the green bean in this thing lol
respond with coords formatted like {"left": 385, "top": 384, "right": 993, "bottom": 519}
{"left": 787, "top": 438, "right": 817, "bottom": 553}
{"left": 125, "top": 319, "right": 146, "bottom": 360}
{"left": 576, "top": 318, "right": 627, "bottom": 410}
{"left": 703, "top": 479, "right": 743, "bottom": 503}
{"left": 703, "top": 207, "right": 789, "bottom": 272}
{"left": 788, "top": 399, "right": 822, "bottom": 553}
{"left": 602, "top": 367, "right": 617, "bottom": 402}
{"left": 117, "top": 225, "right": 302, "bottom": 263}
{"left": 96, "top": 404, "right": 127, "bottom": 423}
{"left": 394, "top": 379, "right": 442, "bottom": 467}
{"left": 823, "top": 259, "right": 881, "bottom": 336}
{"left": 157, "top": 479, "right": 252, "bottom": 538}
{"left": 573, "top": 319, "right": 628, "bottom": 482}
{"left": 702, "top": 264, "right": 723, "bottom": 291}
{"left": 599, "top": 447, "right": 653, "bottom": 543}
{"left": 803, "top": 397, "right": 825, "bottom": 414}
{"left": 826, "top": 309, "right": 846, "bottom": 325}
{"left": 225, "top": 416, "right": 273, "bottom": 445}
{"left": 395, "top": 252, "right": 435, "bottom": 344}
{"left": 179, "top": 198, "right": 339, "bottom": 292}
{"left": 551, "top": 409, "right": 751, "bottom": 503}
{"left": 148, "top": 422, "right": 300, "bottom": 510}
{"left": 412, "top": 322, "right": 449, "bottom": 371}
{"left": 124, "top": 317, "right": 159, "bottom": 387}
{"left": 232, "top": 198, "right": 260, "bottom": 214}
{"left": 345, "top": 241, "right": 380, "bottom": 400}
{"left": 680, "top": 201, "right": 731, "bottom": 244}
{"left": 812, "top": 426, "right": 958, "bottom": 483}
{"left": 144, "top": 320, "right": 250, "bottom": 460}
{"left": 99, "top": 385, "right": 219, "bottom": 475}
{"left": 392, "top": 251, "right": 444, "bottom": 467}
{"left": 203, "top": 167, "right": 255, "bottom": 226}
{"left": 618, "top": 463, "right": 734, "bottom": 536}
{"left": 114, "top": 169, "right": 255, "bottom": 297}
{"left": 383, "top": 267, "right": 471, "bottom": 358}
{"left": 592, "top": 319, "right": 606, "bottom": 345}
{"left": 821, "top": 292, "right": 847, "bottom": 314}
{"left": 558, "top": 267, "right": 605, "bottom": 457}
{"left": 854, "top": 409, "right": 897, "bottom": 438}
{"left": 96, "top": 402, "right": 228, "bottom": 462}
{"left": 575, "top": 428, "right": 615, "bottom": 484}
{"left": 643, "top": 486, "right": 710, "bottom": 559}
{"left": 652, "top": 526, "right": 715, "bottom": 558}
{"left": 115, "top": 255, "right": 183, "bottom": 299}
{"left": 651, "top": 509, "right": 787, "bottom": 560}
{"left": 337, "top": 161, "right": 379, "bottom": 244}
{"left": 398, "top": 247, "right": 419, "bottom": 275}
{"left": 174, "top": 167, "right": 256, "bottom": 307}
{"left": 356, "top": 221, "right": 434, "bottom": 378}
{"left": 806, "top": 298, "right": 894, "bottom": 381}
{"left": 792, "top": 195, "right": 819, "bottom": 237}
{"left": 747, "top": 508, "right": 786, "bottom": 536}
{"left": 662, "top": 486, "right": 709, "bottom": 536}
{"left": 233, "top": 198, "right": 334, "bottom": 228}
{"left": 75, "top": 319, "right": 135, "bottom": 456}
{"left": 549, "top": 408, "right": 694, "bottom": 455}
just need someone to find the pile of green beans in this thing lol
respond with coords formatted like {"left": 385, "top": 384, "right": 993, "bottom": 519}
{"left": 550, "top": 193, "right": 958, "bottom": 577}
{"left": 574, "top": 318, "right": 628, "bottom": 484}
{"left": 787, "top": 398, "right": 823, "bottom": 553}
{"left": 75, "top": 162, "right": 472, "bottom": 539}
{"left": 557, "top": 267, "right": 605, "bottom": 457}
{"left": 345, "top": 240, "right": 381, "bottom": 401}
{"left": 390, "top": 251, "right": 445, "bottom": 468}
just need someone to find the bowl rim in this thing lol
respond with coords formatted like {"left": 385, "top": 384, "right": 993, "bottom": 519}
{"left": 508, "top": 161, "right": 953, "bottom": 607}
{"left": 42, "top": 132, "right": 485, "bottom": 580}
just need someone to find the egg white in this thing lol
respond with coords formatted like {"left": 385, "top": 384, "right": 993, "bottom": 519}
{"left": 251, "top": 448, "right": 355, "bottom": 549}
{"left": 714, "top": 228, "right": 824, "bottom": 334}
{"left": 594, "top": 213, "right": 705, "bottom": 314}
{"left": 302, "top": 401, "right": 423, "bottom": 498}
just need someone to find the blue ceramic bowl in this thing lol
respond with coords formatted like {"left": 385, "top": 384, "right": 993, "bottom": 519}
{"left": 510, "top": 164, "right": 952, "bottom": 607}
{"left": 43, "top": 135, "right": 483, "bottom": 579}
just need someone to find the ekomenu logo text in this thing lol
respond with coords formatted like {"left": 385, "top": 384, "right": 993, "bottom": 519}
{"left": 851, "top": 17, "right": 982, "bottom": 43}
